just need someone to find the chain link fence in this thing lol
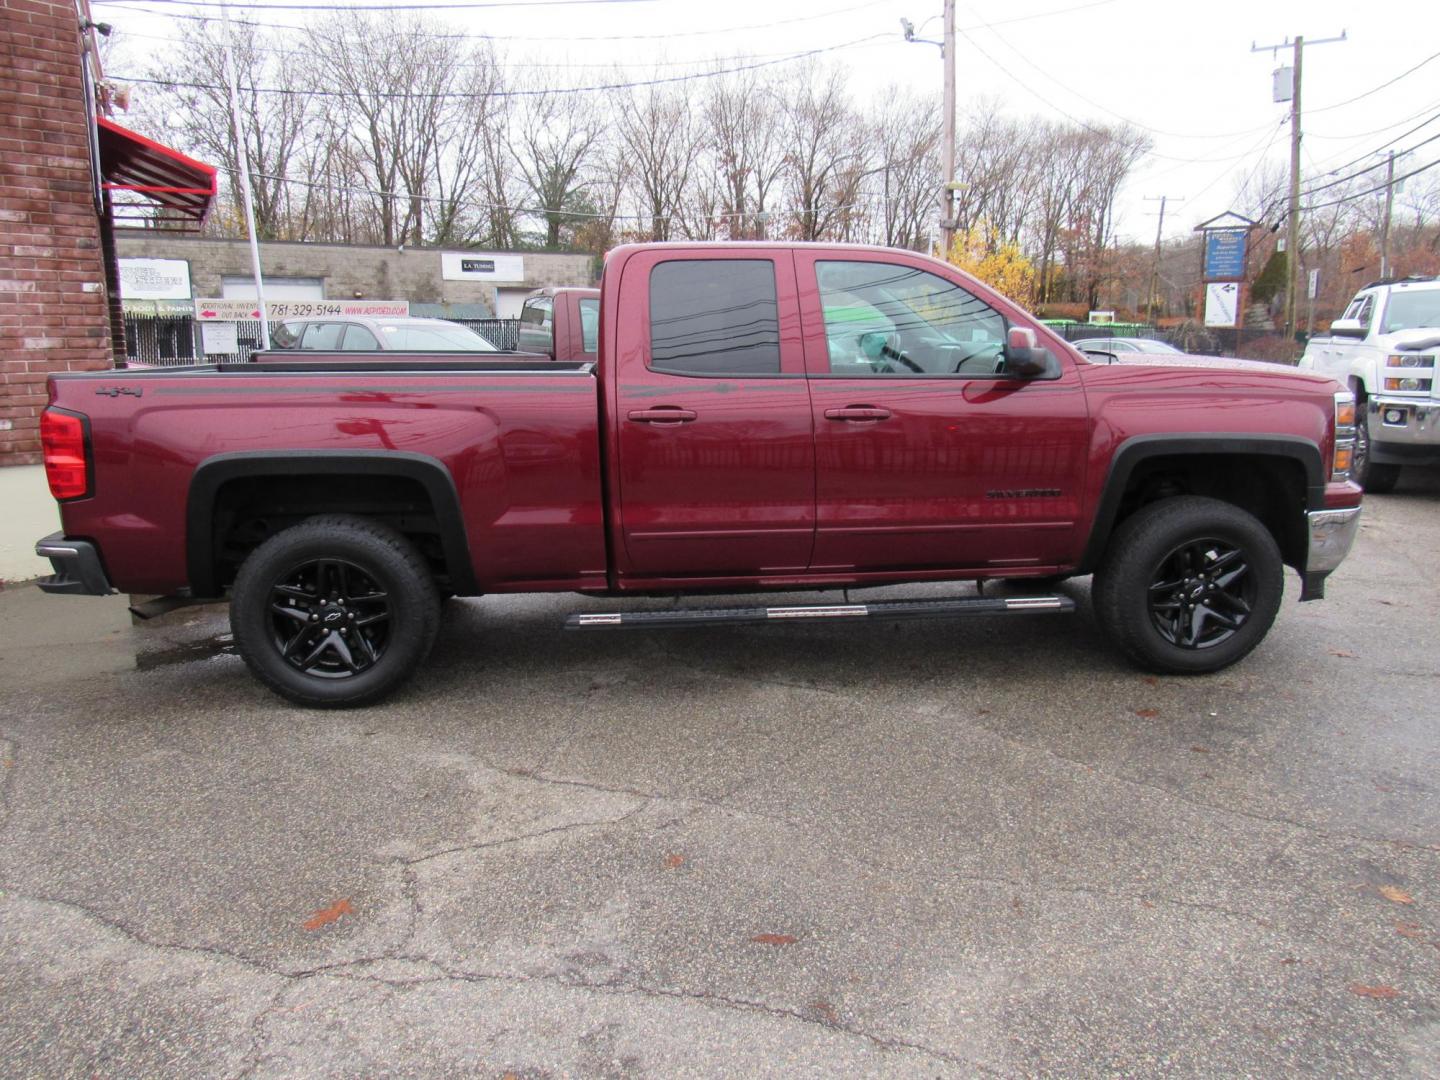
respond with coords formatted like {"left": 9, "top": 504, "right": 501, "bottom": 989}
{"left": 122, "top": 316, "right": 521, "bottom": 366}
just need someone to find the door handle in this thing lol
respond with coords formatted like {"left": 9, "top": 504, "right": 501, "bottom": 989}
{"left": 627, "top": 407, "right": 697, "bottom": 424}
{"left": 824, "top": 406, "right": 892, "bottom": 422}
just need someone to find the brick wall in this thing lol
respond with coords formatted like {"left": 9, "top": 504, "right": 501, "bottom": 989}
{"left": 115, "top": 234, "right": 598, "bottom": 312}
{"left": 0, "top": 0, "right": 113, "bottom": 467}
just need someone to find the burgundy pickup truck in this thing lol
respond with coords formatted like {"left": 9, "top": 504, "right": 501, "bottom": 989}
{"left": 36, "top": 243, "right": 1363, "bottom": 707}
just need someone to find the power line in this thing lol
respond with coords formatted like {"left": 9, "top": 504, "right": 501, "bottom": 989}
{"left": 964, "top": 4, "right": 1273, "bottom": 142}
{"left": 108, "top": 0, "right": 658, "bottom": 9}
{"left": 1306, "top": 98, "right": 1440, "bottom": 142}
{"left": 110, "top": 25, "right": 875, "bottom": 69}
{"left": 111, "top": 33, "right": 896, "bottom": 99}
{"left": 93, "top": 0, "right": 1120, "bottom": 43}
{"left": 92, "top": 0, "right": 891, "bottom": 38}
{"left": 1302, "top": 157, "right": 1440, "bottom": 212}
{"left": 1298, "top": 130, "right": 1440, "bottom": 199}
{"left": 1306, "top": 49, "right": 1440, "bottom": 114}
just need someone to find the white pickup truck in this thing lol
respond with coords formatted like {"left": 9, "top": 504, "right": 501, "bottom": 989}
{"left": 1299, "top": 276, "right": 1440, "bottom": 492}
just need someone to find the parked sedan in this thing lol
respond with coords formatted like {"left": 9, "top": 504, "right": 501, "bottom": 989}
{"left": 1073, "top": 336, "right": 1182, "bottom": 355}
{"left": 271, "top": 316, "right": 499, "bottom": 352}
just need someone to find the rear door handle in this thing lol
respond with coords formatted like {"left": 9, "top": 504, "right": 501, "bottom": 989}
{"left": 627, "top": 407, "right": 697, "bottom": 424}
{"left": 824, "top": 406, "right": 892, "bottom": 422}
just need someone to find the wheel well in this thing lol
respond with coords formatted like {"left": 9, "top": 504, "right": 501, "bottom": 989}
{"left": 1103, "top": 453, "right": 1309, "bottom": 569}
{"left": 206, "top": 473, "right": 453, "bottom": 593}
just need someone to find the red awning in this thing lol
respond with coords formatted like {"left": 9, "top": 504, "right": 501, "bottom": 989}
{"left": 97, "top": 116, "right": 217, "bottom": 230}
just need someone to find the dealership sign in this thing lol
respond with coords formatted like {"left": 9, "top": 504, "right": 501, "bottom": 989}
{"left": 441, "top": 252, "right": 524, "bottom": 282}
{"left": 119, "top": 258, "right": 192, "bottom": 300}
{"left": 193, "top": 299, "right": 410, "bottom": 321}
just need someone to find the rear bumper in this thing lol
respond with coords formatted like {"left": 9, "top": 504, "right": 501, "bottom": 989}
{"left": 1299, "top": 507, "right": 1362, "bottom": 601}
{"left": 34, "top": 533, "right": 116, "bottom": 596}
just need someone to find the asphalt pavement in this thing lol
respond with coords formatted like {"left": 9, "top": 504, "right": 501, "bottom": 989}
{"left": 1, "top": 475, "right": 1438, "bottom": 1078}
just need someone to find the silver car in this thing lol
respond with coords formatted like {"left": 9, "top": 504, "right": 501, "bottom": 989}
{"left": 1073, "top": 336, "right": 1182, "bottom": 355}
{"left": 271, "top": 316, "right": 498, "bottom": 352}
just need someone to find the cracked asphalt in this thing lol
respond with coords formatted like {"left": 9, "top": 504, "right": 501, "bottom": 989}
{"left": 2, "top": 475, "right": 1438, "bottom": 1078}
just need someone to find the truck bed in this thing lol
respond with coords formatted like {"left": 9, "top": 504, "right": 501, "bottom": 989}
{"left": 49, "top": 361, "right": 609, "bottom": 596}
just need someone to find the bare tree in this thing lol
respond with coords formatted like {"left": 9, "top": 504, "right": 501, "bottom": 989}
{"left": 143, "top": 20, "right": 318, "bottom": 239}
{"left": 869, "top": 88, "right": 940, "bottom": 251}
{"left": 512, "top": 83, "right": 602, "bottom": 248}
{"left": 615, "top": 80, "right": 700, "bottom": 242}
{"left": 780, "top": 62, "right": 868, "bottom": 242}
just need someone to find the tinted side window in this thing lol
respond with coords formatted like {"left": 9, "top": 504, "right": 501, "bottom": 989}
{"left": 578, "top": 298, "right": 599, "bottom": 353}
{"left": 649, "top": 259, "right": 780, "bottom": 375}
{"left": 301, "top": 322, "right": 344, "bottom": 350}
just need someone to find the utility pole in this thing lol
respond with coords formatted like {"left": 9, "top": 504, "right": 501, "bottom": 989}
{"left": 940, "top": 0, "right": 956, "bottom": 258}
{"left": 219, "top": 0, "right": 269, "bottom": 347}
{"left": 1380, "top": 149, "right": 1396, "bottom": 278}
{"left": 901, "top": 3, "right": 957, "bottom": 257}
{"left": 1251, "top": 31, "right": 1345, "bottom": 343}
{"left": 1144, "top": 195, "right": 1183, "bottom": 321}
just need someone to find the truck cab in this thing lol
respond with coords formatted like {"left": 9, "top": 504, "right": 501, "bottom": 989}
{"left": 517, "top": 287, "right": 600, "bottom": 362}
{"left": 1299, "top": 276, "right": 1440, "bottom": 491}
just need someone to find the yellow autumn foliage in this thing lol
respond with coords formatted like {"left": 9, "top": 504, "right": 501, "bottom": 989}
{"left": 942, "top": 226, "right": 1037, "bottom": 308}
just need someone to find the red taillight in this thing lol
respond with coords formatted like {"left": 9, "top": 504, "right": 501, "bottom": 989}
{"left": 41, "top": 409, "right": 90, "bottom": 500}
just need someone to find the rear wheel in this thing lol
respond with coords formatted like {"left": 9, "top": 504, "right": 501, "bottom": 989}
{"left": 1353, "top": 405, "right": 1401, "bottom": 494}
{"left": 231, "top": 515, "right": 440, "bottom": 707}
{"left": 1093, "top": 496, "right": 1284, "bottom": 675}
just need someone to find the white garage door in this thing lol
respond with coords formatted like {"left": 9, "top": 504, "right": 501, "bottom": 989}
{"left": 221, "top": 276, "right": 325, "bottom": 300}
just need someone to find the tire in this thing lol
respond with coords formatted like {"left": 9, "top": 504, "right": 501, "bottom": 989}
{"left": 230, "top": 515, "right": 441, "bottom": 708}
{"left": 1353, "top": 406, "right": 1401, "bottom": 494}
{"left": 1092, "top": 496, "right": 1284, "bottom": 675}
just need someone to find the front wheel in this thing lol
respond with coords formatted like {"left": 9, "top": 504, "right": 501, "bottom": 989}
{"left": 230, "top": 515, "right": 441, "bottom": 707}
{"left": 1353, "top": 405, "right": 1401, "bottom": 494}
{"left": 1092, "top": 496, "right": 1284, "bottom": 675}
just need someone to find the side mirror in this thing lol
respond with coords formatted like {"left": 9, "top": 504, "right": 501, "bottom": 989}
{"left": 1004, "top": 326, "right": 1048, "bottom": 378}
{"left": 1329, "top": 318, "right": 1367, "bottom": 339}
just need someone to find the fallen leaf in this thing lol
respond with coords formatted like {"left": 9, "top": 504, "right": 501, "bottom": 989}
{"left": 1280, "top": 957, "right": 1298, "bottom": 965}
{"left": 750, "top": 933, "right": 797, "bottom": 946}
{"left": 1378, "top": 885, "right": 1415, "bottom": 905}
{"left": 1135, "top": 708, "right": 1159, "bottom": 718}
{"left": 1142, "top": 676, "right": 1159, "bottom": 686}
{"left": 1190, "top": 745, "right": 1210, "bottom": 754}
{"left": 1348, "top": 983, "right": 1400, "bottom": 999}
{"left": 1139, "top": 899, "right": 1156, "bottom": 909}
{"left": 663, "top": 853, "right": 686, "bottom": 869}
{"left": 1395, "top": 922, "right": 1425, "bottom": 940}
{"left": 302, "top": 898, "right": 354, "bottom": 931}
{"left": 1327, "top": 648, "right": 1357, "bottom": 659}
{"left": 1010, "top": 896, "right": 1024, "bottom": 913}
{"left": 811, "top": 999, "right": 839, "bottom": 1023}
{"left": 975, "top": 708, "right": 991, "bottom": 715}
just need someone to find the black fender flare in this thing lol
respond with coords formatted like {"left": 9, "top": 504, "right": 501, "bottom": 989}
{"left": 186, "top": 450, "right": 476, "bottom": 598}
{"left": 1077, "top": 434, "right": 1325, "bottom": 574}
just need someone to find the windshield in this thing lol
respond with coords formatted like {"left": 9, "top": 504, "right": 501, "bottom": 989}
{"left": 1382, "top": 290, "right": 1440, "bottom": 334}
{"left": 379, "top": 323, "right": 498, "bottom": 351}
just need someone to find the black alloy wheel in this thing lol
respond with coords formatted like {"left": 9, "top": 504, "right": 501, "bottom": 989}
{"left": 1145, "top": 538, "right": 1254, "bottom": 650}
{"left": 231, "top": 515, "right": 440, "bottom": 707}
{"left": 1092, "top": 495, "right": 1283, "bottom": 675}
{"left": 268, "top": 558, "right": 391, "bottom": 677}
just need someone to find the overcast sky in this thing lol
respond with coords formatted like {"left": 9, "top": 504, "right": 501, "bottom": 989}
{"left": 95, "top": 0, "right": 1440, "bottom": 244}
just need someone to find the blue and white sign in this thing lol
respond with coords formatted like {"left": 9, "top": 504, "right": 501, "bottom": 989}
{"left": 1203, "top": 229, "right": 1248, "bottom": 280}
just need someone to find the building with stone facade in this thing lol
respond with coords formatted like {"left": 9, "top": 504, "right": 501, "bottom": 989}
{"left": 115, "top": 234, "right": 597, "bottom": 321}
